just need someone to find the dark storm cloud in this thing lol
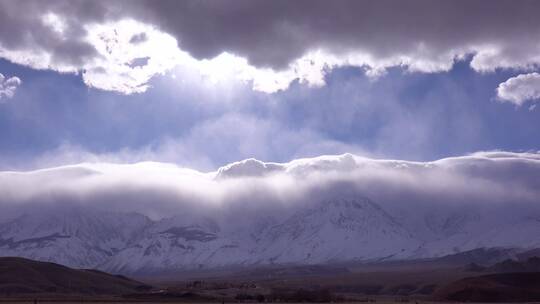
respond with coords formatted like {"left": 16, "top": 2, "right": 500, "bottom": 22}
{"left": 1, "top": 0, "right": 540, "bottom": 74}
{"left": 0, "top": 0, "right": 110, "bottom": 67}
{"left": 127, "top": 0, "right": 540, "bottom": 70}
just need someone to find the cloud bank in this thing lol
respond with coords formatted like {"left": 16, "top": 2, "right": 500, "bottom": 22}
{"left": 0, "top": 72, "right": 20, "bottom": 100}
{"left": 2, "top": 0, "right": 540, "bottom": 94}
{"left": 1, "top": 151, "right": 539, "bottom": 224}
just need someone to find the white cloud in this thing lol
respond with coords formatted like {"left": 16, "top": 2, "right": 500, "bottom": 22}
{"left": 0, "top": 72, "right": 21, "bottom": 101}
{"left": 81, "top": 19, "right": 182, "bottom": 94}
{"left": 496, "top": 72, "right": 540, "bottom": 106}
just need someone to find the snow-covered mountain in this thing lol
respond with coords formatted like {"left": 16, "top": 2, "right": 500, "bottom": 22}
{"left": 249, "top": 198, "right": 419, "bottom": 264}
{"left": 101, "top": 197, "right": 422, "bottom": 273}
{"left": 1, "top": 195, "right": 540, "bottom": 274}
{"left": 0, "top": 208, "right": 150, "bottom": 268}
{"left": 0, "top": 152, "right": 539, "bottom": 273}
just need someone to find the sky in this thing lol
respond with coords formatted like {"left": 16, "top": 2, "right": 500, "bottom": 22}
{"left": 0, "top": 0, "right": 539, "bottom": 172}
{"left": 0, "top": 0, "right": 539, "bottom": 229}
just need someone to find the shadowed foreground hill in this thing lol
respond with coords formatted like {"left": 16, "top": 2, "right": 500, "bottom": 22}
{"left": 0, "top": 257, "right": 151, "bottom": 295}
{"left": 435, "top": 272, "right": 540, "bottom": 302}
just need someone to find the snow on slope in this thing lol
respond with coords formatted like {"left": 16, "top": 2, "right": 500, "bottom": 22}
{"left": 250, "top": 197, "right": 419, "bottom": 264}
{"left": 0, "top": 208, "right": 150, "bottom": 268}
{"left": 1, "top": 195, "right": 540, "bottom": 273}
{"left": 102, "top": 196, "right": 421, "bottom": 273}
{"left": 101, "top": 214, "right": 245, "bottom": 273}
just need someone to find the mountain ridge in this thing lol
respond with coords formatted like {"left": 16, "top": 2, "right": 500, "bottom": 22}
{"left": 0, "top": 256, "right": 150, "bottom": 295}
{"left": 0, "top": 152, "right": 539, "bottom": 274}
{"left": 1, "top": 195, "right": 539, "bottom": 274}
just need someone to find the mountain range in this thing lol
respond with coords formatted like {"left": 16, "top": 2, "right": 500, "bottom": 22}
{"left": 0, "top": 153, "right": 539, "bottom": 274}
{"left": 1, "top": 195, "right": 539, "bottom": 274}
